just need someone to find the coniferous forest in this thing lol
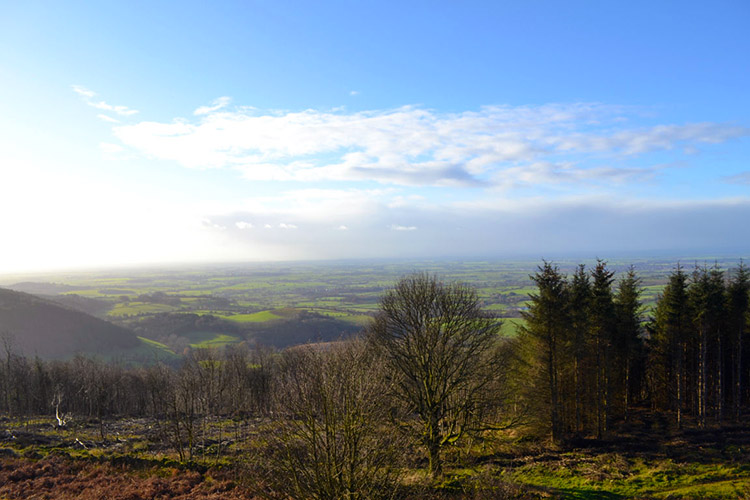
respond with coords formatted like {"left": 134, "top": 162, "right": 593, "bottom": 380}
{"left": 1, "top": 261, "right": 750, "bottom": 499}
{"left": 518, "top": 260, "right": 750, "bottom": 441}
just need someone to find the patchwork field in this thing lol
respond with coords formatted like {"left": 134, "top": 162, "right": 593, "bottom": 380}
{"left": 1, "top": 256, "right": 744, "bottom": 352}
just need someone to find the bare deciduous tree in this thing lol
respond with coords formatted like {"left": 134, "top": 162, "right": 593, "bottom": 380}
{"left": 265, "top": 339, "right": 402, "bottom": 500}
{"left": 368, "top": 273, "right": 502, "bottom": 477}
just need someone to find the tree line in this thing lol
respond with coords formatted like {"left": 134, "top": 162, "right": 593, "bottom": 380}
{"left": 518, "top": 260, "right": 750, "bottom": 442}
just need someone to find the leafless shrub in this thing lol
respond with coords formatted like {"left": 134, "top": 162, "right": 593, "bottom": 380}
{"left": 261, "top": 338, "right": 404, "bottom": 499}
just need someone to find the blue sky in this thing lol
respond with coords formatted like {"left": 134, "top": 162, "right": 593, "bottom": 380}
{"left": 1, "top": 0, "right": 749, "bottom": 272}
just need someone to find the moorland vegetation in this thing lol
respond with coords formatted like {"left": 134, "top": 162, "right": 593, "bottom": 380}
{"left": 1, "top": 260, "right": 750, "bottom": 498}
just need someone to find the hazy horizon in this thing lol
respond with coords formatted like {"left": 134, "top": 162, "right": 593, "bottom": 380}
{"left": 2, "top": 1, "right": 748, "bottom": 274}
{"left": 3, "top": 252, "right": 749, "bottom": 283}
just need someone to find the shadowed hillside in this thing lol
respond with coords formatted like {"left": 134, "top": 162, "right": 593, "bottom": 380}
{"left": 245, "top": 309, "right": 363, "bottom": 347}
{"left": 0, "top": 288, "right": 139, "bottom": 359}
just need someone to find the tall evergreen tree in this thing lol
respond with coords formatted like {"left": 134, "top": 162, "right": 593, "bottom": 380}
{"left": 520, "top": 261, "right": 569, "bottom": 441}
{"left": 568, "top": 264, "right": 592, "bottom": 435}
{"left": 688, "top": 264, "right": 726, "bottom": 426}
{"left": 651, "top": 264, "right": 691, "bottom": 428}
{"left": 708, "top": 264, "right": 727, "bottom": 424}
{"left": 614, "top": 266, "right": 644, "bottom": 419}
{"left": 726, "top": 261, "right": 750, "bottom": 421}
{"left": 589, "top": 260, "right": 615, "bottom": 438}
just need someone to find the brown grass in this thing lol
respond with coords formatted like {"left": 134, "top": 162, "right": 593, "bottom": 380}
{"left": 0, "top": 456, "right": 258, "bottom": 500}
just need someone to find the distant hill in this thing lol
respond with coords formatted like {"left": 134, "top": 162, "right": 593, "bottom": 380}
{"left": 40, "top": 293, "right": 113, "bottom": 317}
{"left": 0, "top": 287, "right": 140, "bottom": 359}
{"left": 7, "top": 281, "right": 77, "bottom": 295}
{"left": 244, "top": 310, "right": 363, "bottom": 348}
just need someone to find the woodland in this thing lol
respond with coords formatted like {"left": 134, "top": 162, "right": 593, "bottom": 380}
{"left": 1, "top": 260, "right": 750, "bottom": 499}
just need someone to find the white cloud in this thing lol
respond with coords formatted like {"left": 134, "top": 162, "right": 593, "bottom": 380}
{"left": 234, "top": 188, "right": 392, "bottom": 225}
{"left": 235, "top": 221, "right": 253, "bottom": 229}
{"left": 491, "top": 161, "right": 662, "bottom": 189}
{"left": 279, "top": 223, "right": 298, "bottom": 229}
{"left": 390, "top": 224, "right": 417, "bottom": 231}
{"left": 72, "top": 85, "right": 139, "bottom": 116}
{"left": 108, "top": 102, "right": 747, "bottom": 187}
{"left": 557, "top": 122, "right": 748, "bottom": 155}
{"left": 97, "top": 114, "right": 120, "bottom": 123}
{"left": 91, "top": 101, "right": 138, "bottom": 116}
{"left": 337, "top": 225, "right": 349, "bottom": 230}
{"left": 349, "top": 90, "right": 359, "bottom": 96}
{"left": 71, "top": 85, "right": 96, "bottom": 98}
{"left": 194, "top": 96, "right": 231, "bottom": 115}
{"left": 201, "top": 218, "right": 227, "bottom": 230}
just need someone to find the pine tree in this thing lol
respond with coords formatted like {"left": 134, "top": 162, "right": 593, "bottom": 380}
{"left": 708, "top": 264, "right": 726, "bottom": 424}
{"left": 651, "top": 264, "right": 691, "bottom": 428}
{"left": 726, "top": 261, "right": 749, "bottom": 421}
{"left": 688, "top": 264, "right": 726, "bottom": 426}
{"left": 614, "top": 266, "right": 644, "bottom": 420}
{"left": 520, "top": 261, "right": 569, "bottom": 441}
{"left": 589, "top": 260, "right": 615, "bottom": 438}
{"left": 568, "top": 264, "right": 592, "bottom": 435}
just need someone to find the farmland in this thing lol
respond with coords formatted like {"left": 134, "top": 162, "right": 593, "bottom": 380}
{"left": 1, "top": 257, "right": 739, "bottom": 355}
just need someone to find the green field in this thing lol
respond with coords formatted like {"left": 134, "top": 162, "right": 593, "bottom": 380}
{"left": 107, "top": 301, "right": 177, "bottom": 316}
{"left": 499, "top": 318, "right": 526, "bottom": 337}
{"left": 220, "top": 310, "right": 282, "bottom": 323}
{"left": 2, "top": 257, "right": 746, "bottom": 353}
{"left": 182, "top": 331, "right": 242, "bottom": 349}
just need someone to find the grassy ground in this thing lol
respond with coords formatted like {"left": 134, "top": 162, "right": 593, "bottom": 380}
{"left": 500, "top": 318, "right": 526, "bottom": 337}
{"left": 2, "top": 411, "right": 750, "bottom": 499}
{"left": 505, "top": 451, "right": 750, "bottom": 498}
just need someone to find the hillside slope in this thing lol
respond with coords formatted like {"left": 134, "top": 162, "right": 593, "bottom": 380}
{"left": 0, "top": 287, "right": 140, "bottom": 359}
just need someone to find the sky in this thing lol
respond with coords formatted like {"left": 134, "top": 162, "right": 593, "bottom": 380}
{"left": 1, "top": 0, "right": 749, "bottom": 273}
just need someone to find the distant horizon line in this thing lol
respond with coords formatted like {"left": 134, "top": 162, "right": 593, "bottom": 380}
{"left": 1, "top": 251, "right": 748, "bottom": 281}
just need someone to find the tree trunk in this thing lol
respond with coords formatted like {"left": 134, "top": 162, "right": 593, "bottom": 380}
{"left": 549, "top": 335, "right": 561, "bottom": 442}
{"left": 427, "top": 415, "right": 442, "bottom": 478}
{"left": 676, "top": 343, "right": 683, "bottom": 430}
{"left": 717, "top": 333, "right": 723, "bottom": 425}
{"left": 575, "top": 357, "right": 581, "bottom": 433}
{"left": 736, "top": 329, "right": 743, "bottom": 421}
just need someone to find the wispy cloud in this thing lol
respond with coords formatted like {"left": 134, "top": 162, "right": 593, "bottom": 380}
{"left": 492, "top": 162, "right": 664, "bottom": 189}
{"left": 557, "top": 123, "right": 747, "bottom": 155}
{"left": 71, "top": 85, "right": 96, "bottom": 98}
{"left": 724, "top": 171, "right": 750, "bottom": 185}
{"left": 390, "top": 224, "right": 417, "bottom": 231}
{"left": 200, "top": 218, "right": 227, "bottom": 230}
{"left": 109, "top": 101, "right": 747, "bottom": 188}
{"left": 97, "top": 114, "right": 120, "bottom": 123}
{"left": 72, "top": 85, "right": 139, "bottom": 117}
{"left": 194, "top": 96, "right": 231, "bottom": 115}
